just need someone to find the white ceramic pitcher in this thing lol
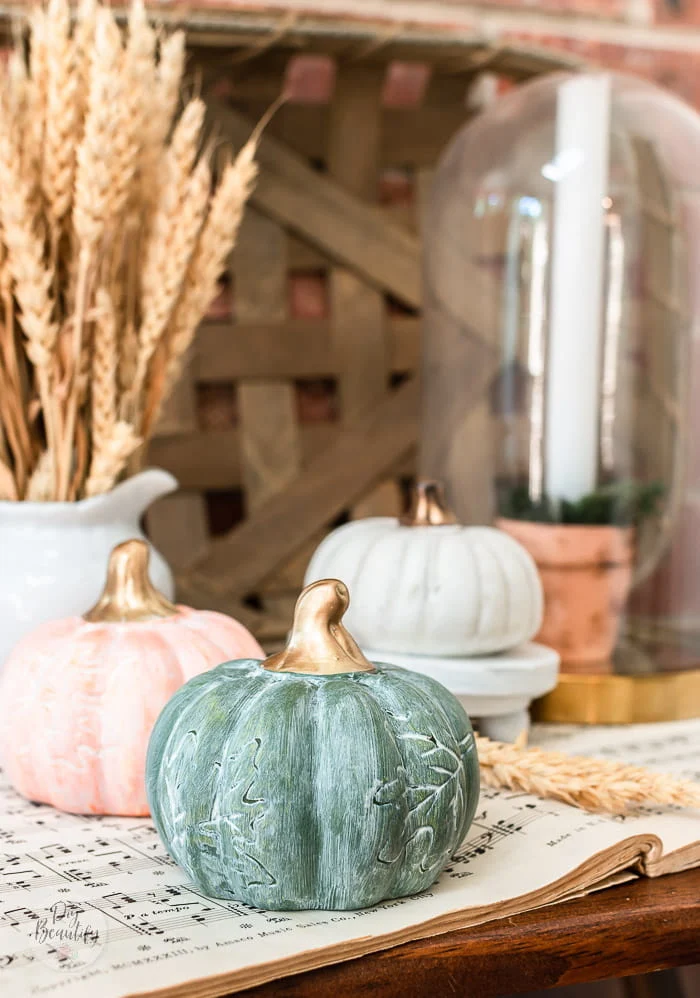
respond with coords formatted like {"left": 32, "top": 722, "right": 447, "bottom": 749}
{"left": 0, "top": 469, "right": 177, "bottom": 664}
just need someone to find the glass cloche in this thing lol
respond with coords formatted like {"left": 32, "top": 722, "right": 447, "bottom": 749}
{"left": 421, "top": 71, "right": 700, "bottom": 710}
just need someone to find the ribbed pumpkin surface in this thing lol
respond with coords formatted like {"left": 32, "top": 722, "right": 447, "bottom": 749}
{"left": 146, "top": 659, "right": 480, "bottom": 910}
{"left": 305, "top": 519, "right": 543, "bottom": 655}
{"left": 0, "top": 608, "right": 263, "bottom": 816}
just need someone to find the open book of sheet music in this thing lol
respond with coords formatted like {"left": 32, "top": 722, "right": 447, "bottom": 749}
{"left": 1, "top": 718, "right": 699, "bottom": 998}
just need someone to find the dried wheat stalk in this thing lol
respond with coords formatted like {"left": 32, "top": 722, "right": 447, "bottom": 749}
{"left": 113, "top": 0, "right": 155, "bottom": 341}
{"left": 24, "top": 7, "right": 48, "bottom": 195}
{"left": 0, "top": 248, "right": 34, "bottom": 492}
{"left": 0, "top": 460, "right": 18, "bottom": 500}
{"left": 0, "top": 107, "right": 57, "bottom": 371}
{"left": 0, "top": 94, "right": 59, "bottom": 497}
{"left": 140, "top": 31, "right": 185, "bottom": 212}
{"left": 27, "top": 448, "right": 56, "bottom": 501}
{"left": 130, "top": 99, "right": 209, "bottom": 412}
{"left": 73, "top": 8, "right": 123, "bottom": 254}
{"left": 145, "top": 137, "right": 259, "bottom": 435}
{"left": 58, "top": 5, "right": 124, "bottom": 498}
{"left": 113, "top": 0, "right": 155, "bottom": 223}
{"left": 0, "top": 322, "right": 23, "bottom": 501}
{"left": 74, "top": 0, "right": 97, "bottom": 89}
{"left": 43, "top": 0, "right": 79, "bottom": 240}
{"left": 476, "top": 734, "right": 700, "bottom": 814}
{"left": 0, "top": 1, "right": 259, "bottom": 502}
{"left": 72, "top": 0, "right": 96, "bottom": 153}
{"left": 85, "top": 420, "right": 141, "bottom": 498}
{"left": 5, "top": 52, "right": 29, "bottom": 160}
{"left": 88, "top": 288, "right": 117, "bottom": 458}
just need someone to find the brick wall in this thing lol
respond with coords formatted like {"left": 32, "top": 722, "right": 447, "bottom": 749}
{"left": 495, "top": 4, "right": 700, "bottom": 106}
{"left": 221, "top": 0, "right": 700, "bottom": 106}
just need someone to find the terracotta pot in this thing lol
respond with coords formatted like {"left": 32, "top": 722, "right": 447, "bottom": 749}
{"left": 497, "top": 519, "right": 635, "bottom": 674}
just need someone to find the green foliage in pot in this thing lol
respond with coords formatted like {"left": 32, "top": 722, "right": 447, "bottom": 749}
{"left": 498, "top": 480, "right": 664, "bottom": 527}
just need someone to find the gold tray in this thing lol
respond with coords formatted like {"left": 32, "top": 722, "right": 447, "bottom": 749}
{"left": 532, "top": 669, "right": 700, "bottom": 724}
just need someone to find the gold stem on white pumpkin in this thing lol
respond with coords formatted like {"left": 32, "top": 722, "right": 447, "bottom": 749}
{"left": 263, "top": 579, "right": 376, "bottom": 675}
{"left": 84, "top": 539, "right": 177, "bottom": 623}
{"left": 400, "top": 480, "right": 458, "bottom": 527}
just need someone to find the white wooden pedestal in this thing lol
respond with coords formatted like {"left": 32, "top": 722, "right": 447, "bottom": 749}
{"left": 364, "top": 643, "right": 560, "bottom": 742}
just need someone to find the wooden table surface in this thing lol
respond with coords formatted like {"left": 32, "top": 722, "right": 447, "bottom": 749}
{"left": 237, "top": 867, "right": 700, "bottom": 998}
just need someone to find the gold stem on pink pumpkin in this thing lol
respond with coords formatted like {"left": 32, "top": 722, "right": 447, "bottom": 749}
{"left": 84, "top": 539, "right": 177, "bottom": 623}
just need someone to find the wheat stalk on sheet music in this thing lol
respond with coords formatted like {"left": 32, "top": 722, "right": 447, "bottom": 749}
{"left": 476, "top": 735, "right": 700, "bottom": 815}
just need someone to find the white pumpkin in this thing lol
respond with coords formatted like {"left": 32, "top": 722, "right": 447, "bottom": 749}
{"left": 304, "top": 482, "right": 543, "bottom": 656}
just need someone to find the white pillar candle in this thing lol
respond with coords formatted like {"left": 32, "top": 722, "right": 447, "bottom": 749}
{"left": 544, "top": 74, "right": 611, "bottom": 504}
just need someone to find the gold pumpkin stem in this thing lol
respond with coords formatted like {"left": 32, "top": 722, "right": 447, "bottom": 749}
{"left": 400, "top": 479, "right": 458, "bottom": 526}
{"left": 84, "top": 539, "right": 177, "bottom": 623}
{"left": 263, "top": 579, "right": 375, "bottom": 675}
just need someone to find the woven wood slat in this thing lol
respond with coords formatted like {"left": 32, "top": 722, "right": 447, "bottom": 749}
{"left": 140, "top": 29, "right": 576, "bottom": 641}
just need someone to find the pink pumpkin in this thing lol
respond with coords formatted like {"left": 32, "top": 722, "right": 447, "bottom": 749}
{"left": 0, "top": 539, "right": 263, "bottom": 817}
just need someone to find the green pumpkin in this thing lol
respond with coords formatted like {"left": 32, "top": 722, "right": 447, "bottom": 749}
{"left": 146, "top": 580, "right": 480, "bottom": 911}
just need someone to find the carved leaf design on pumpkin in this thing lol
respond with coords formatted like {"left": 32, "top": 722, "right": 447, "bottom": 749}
{"left": 375, "top": 731, "right": 472, "bottom": 871}
{"left": 403, "top": 732, "right": 468, "bottom": 871}
{"left": 196, "top": 817, "right": 275, "bottom": 890}
{"left": 195, "top": 737, "right": 275, "bottom": 891}
{"left": 402, "top": 732, "right": 467, "bottom": 821}
{"left": 373, "top": 769, "right": 407, "bottom": 808}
